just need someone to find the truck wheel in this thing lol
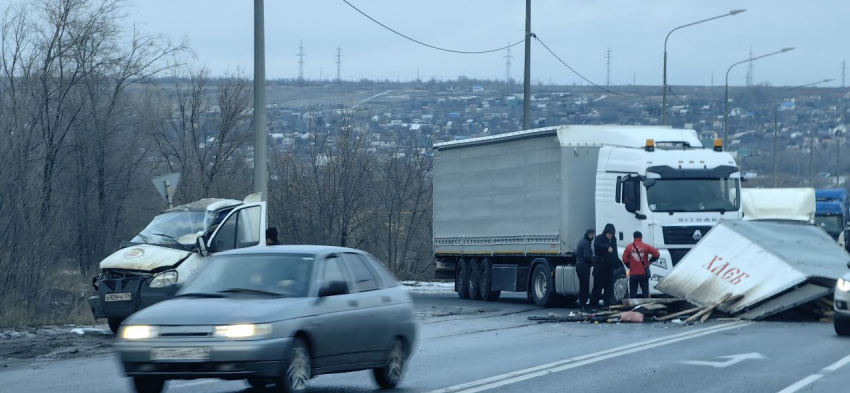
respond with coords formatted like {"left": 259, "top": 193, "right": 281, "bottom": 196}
{"left": 132, "top": 377, "right": 165, "bottom": 393}
{"left": 480, "top": 258, "right": 501, "bottom": 302}
{"left": 530, "top": 263, "right": 554, "bottom": 307}
{"left": 468, "top": 259, "right": 482, "bottom": 300}
{"left": 835, "top": 314, "right": 850, "bottom": 336}
{"left": 456, "top": 259, "right": 470, "bottom": 299}
{"left": 611, "top": 270, "right": 629, "bottom": 305}
{"left": 108, "top": 317, "right": 124, "bottom": 334}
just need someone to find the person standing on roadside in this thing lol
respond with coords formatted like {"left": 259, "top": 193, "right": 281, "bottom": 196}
{"left": 590, "top": 223, "right": 618, "bottom": 308}
{"left": 575, "top": 229, "right": 595, "bottom": 310}
{"left": 622, "top": 231, "right": 659, "bottom": 299}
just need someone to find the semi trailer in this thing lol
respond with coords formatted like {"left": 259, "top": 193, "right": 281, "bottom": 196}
{"left": 432, "top": 125, "right": 743, "bottom": 306}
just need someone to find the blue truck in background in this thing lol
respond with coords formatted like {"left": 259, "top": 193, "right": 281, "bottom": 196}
{"left": 815, "top": 188, "right": 850, "bottom": 252}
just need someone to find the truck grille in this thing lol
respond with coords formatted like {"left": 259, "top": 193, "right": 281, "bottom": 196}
{"left": 662, "top": 226, "right": 713, "bottom": 245}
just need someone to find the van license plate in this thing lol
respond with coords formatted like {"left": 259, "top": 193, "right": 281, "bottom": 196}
{"left": 151, "top": 347, "right": 210, "bottom": 361}
{"left": 105, "top": 293, "right": 132, "bottom": 302}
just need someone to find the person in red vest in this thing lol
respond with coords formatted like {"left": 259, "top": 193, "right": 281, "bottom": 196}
{"left": 622, "top": 231, "right": 660, "bottom": 299}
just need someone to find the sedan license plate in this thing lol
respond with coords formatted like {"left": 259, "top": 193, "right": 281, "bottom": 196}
{"left": 151, "top": 347, "right": 210, "bottom": 361}
{"left": 104, "top": 292, "right": 132, "bottom": 302}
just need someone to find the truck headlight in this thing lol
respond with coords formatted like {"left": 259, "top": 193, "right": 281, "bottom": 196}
{"left": 121, "top": 325, "right": 159, "bottom": 340}
{"left": 150, "top": 270, "right": 178, "bottom": 288}
{"left": 838, "top": 278, "right": 850, "bottom": 292}
{"left": 214, "top": 324, "right": 272, "bottom": 338}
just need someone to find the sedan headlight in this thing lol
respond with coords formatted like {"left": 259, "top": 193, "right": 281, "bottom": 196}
{"left": 150, "top": 270, "right": 178, "bottom": 288}
{"left": 121, "top": 325, "right": 159, "bottom": 340}
{"left": 214, "top": 324, "right": 272, "bottom": 338}
{"left": 838, "top": 278, "right": 850, "bottom": 292}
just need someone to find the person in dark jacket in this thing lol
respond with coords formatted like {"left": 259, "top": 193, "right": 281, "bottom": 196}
{"left": 590, "top": 223, "right": 618, "bottom": 307}
{"left": 265, "top": 227, "right": 281, "bottom": 246}
{"left": 575, "top": 229, "right": 595, "bottom": 310}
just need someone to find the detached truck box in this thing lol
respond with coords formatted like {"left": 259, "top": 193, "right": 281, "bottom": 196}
{"left": 433, "top": 125, "right": 742, "bottom": 307}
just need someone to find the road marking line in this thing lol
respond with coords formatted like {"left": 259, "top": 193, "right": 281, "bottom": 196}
{"left": 776, "top": 374, "right": 824, "bottom": 393}
{"left": 822, "top": 352, "right": 850, "bottom": 372}
{"left": 428, "top": 322, "right": 750, "bottom": 393}
{"left": 171, "top": 380, "right": 218, "bottom": 388}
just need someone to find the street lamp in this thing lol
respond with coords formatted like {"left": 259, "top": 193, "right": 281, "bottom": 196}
{"left": 253, "top": 0, "right": 268, "bottom": 201}
{"left": 724, "top": 47, "right": 795, "bottom": 147}
{"left": 662, "top": 9, "right": 745, "bottom": 126}
{"left": 772, "top": 79, "right": 834, "bottom": 187}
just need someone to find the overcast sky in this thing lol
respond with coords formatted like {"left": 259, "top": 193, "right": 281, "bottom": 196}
{"left": 125, "top": 0, "right": 849, "bottom": 88}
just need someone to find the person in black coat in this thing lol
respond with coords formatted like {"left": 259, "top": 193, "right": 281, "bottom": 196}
{"left": 590, "top": 223, "right": 618, "bottom": 307}
{"left": 575, "top": 229, "right": 595, "bottom": 310}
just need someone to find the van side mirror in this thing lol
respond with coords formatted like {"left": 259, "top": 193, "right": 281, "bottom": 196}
{"left": 197, "top": 236, "right": 209, "bottom": 257}
{"left": 318, "top": 281, "right": 349, "bottom": 297}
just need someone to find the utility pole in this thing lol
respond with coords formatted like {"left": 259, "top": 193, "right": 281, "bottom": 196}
{"left": 843, "top": 60, "right": 846, "bottom": 88}
{"left": 746, "top": 47, "right": 754, "bottom": 86}
{"left": 253, "top": 0, "right": 267, "bottom": 201}
{"left": 336, "top": 46, "right": 342, "bottom": 83}
{"left": 297, "top": 40, "right": 306, "bottom": 85}
{"left": 605, "top": 48, "right": 612, "bottom": 86}
{"left": 504, "top": 44, "right": 513, "bottom": 83}
{"left": 711, "top": 72, "right": 714, "bottom": 87}
{"left": 523, "top": 0, "right": 531, "bottom": 130}
{"left": 633, "top": 71, "right": 636, "bottom": 86}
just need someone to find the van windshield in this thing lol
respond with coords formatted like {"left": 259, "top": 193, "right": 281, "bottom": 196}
{"left": 647, "top": 178, "right": 740, "bottom": 213}
{"left": 815, "top": 215, "right": 843, "bottom": 239}
{"left": 132, "top": 211, "right": 208, "bottom": 248}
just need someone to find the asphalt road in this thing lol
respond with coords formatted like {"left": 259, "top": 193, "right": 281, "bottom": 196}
{"left": 3, "top": 292, "right": 850, "bottom": 393}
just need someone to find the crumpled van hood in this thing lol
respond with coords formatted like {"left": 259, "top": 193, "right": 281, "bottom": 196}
{"left": 100, "top": 244, "right": 193, "bottom": 272}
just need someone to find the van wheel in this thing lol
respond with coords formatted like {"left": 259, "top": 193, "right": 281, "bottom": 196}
{"left": 468, "top": 259, "right": 482, "bottom": 300}
{"left": 456, "top": 259, "right": 470, "bottom": 299}
{"left": 108, "top": 317, "right": 124, "bottom": 334}
{"left": 480, "top": 259, "right": 501, "bottom": 301}
{"left": 531, "top": 263, "right": 554, "bottom": 307}
{"left": 132, "top": 377, "right": 165, "bottom": 393}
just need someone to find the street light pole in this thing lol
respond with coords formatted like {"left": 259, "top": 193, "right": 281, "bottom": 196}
{"left": 662, "top": 9, "right": 745, "bottom": 126}
{"left": 724, "top": 47, "right": 795, "bottom": 147}
{"left": 522, "top": 0, "right": 531, "bottom": 130}
{"left": 773, "top": 79, "right": 833, "bottom": 187}
{"left": 253, "top": 0, "right": 268, "bottom": 201}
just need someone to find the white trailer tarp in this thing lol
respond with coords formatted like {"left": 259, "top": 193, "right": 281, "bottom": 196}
{"left": 656, "top": 220, "right": 848, "bottom": 318}
{"left": 741, "top": 188, "right": 815, "bottom": 223}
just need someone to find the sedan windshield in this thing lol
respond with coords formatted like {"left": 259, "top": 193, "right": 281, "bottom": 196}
{"left": 647, "top": 178, "right": 740, "bottom": 213}
{"left": 132, "top": 211, "right": 207, "bottom": 248}
{"left": 815, "top": 215, "right": 843, "bottom": 239}
{"left": 179, "top": 254, "right": 314, "bottom": 298}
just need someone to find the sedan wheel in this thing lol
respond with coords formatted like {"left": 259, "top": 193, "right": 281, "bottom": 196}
{"left": 276, "top": 338, "right": 310, "bottom": 393}
{"left": 373, "top": 339, "right": 406, "bottom": 389}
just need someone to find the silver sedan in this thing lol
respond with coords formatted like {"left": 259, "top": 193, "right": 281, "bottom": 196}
{"left": 115, "top": 245, "right": 417, "bottom": 393}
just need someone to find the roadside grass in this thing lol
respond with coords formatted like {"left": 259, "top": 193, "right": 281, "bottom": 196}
{"left": 0, "top": 269, "right": 95, "bottom": 328}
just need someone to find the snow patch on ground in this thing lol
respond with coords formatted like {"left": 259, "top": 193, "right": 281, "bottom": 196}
{"left": 402, "top": 280, "right": 455, "bottom": 295}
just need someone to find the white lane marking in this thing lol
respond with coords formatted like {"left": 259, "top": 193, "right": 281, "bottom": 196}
{"left": 682, "top": 352, "right": 766, "bottom": 368}
{"left": 171, "top": 380, "right": 218, "bottom": 388}
{"left": 822, "top": 352, "right": 850, "bottom": 372}
{"left": 429, "top": 322, "right": 751, "bottom": 393}
{"left": 776, "top": 374, "right": 824, "bottom": 393}
{"left": 776, "top": 351, "right": 850, "bottom": 393}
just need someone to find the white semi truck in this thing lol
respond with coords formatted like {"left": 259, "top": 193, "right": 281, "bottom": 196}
{"left": 432, "top": 125, "right": 743, "bottom": 306}
{"left": 88, "top": 194, "right": 267, "bottom": 332}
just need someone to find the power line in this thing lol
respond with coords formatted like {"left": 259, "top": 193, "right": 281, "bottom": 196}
{"left": 533, "top": 35, "right": 633, "bottom": 97}
{"left": 667, "top": 86, "right": 687, "bottom": 106}
{"left": 341, "top": 0, "right": 524, "bottom": 54}
{"left": 336, "top": 46, "right": 342, "bottom": 83}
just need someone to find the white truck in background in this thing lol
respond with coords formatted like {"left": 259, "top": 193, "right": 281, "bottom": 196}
{"left": 432, "top": 125, "right": 743, "bottom": 306}
{"left": 88, "top": 194, "right": 267, "bottom": 333}
{"left": 741, "top": 188, "right": 816, "bottom": 223}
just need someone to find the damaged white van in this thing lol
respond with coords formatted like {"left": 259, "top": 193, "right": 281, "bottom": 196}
{"left": 88, "top": 194, "right": 267, "bottom": 333}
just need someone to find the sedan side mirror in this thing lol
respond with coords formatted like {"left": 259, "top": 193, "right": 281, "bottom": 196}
{"left": 197, "top": 236, "right": 209, "bottom": 257}
{"left": 319, "top": 281, "right": 349, "bottom": 297}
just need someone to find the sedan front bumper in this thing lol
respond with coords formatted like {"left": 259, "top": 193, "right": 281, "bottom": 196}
{"left": 115, "top": 336, "right": 293, "bottom": 380}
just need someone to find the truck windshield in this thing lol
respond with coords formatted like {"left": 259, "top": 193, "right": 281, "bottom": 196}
{"left": 815, "top": 215, "right": 843, "bottom": 239}
{"left": 179, "top": 254, "right": 314, "bottom": 298}
{"left": 647, "top": 178, "right": 740, "bottom": 213}
{"left": 132, "top": 211, "right": 207, "bottom": 248}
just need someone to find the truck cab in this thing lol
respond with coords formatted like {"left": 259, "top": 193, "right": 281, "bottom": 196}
{"left": 815, "top": 188, "right": 850, "bottom": 251}
{"left": 88, "top": 194, "right": 267, "bottom": 333}
{"left": 595, "top": 138, "right": 743, "bottom": 293}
